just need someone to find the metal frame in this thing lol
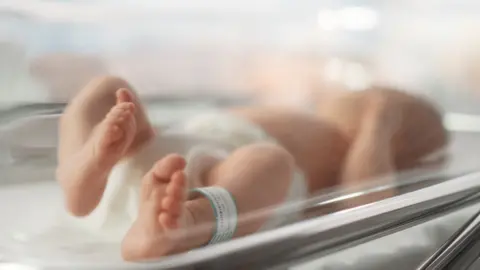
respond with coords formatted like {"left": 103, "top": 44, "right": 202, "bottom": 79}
{"left": 418, "top": 206, "right": 480, "bottom": 270}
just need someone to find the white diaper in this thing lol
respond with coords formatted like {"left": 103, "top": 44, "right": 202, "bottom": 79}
{"left": 65, "top": 112, "right": 308, "bottom": 241}
{"left": 172, "top": 112, "right": 309, "bottom": 232}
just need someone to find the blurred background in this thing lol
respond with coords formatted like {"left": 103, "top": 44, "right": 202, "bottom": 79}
{"left": 0, "top": 0, "right": 480, "bottom": 122}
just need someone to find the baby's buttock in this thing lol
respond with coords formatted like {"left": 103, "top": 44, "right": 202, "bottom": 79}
{"left": 231, "top": 108, "right": 350, "bottom": 192}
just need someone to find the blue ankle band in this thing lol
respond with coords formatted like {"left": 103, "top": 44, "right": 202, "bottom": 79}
{"left": 190, "top": 187, "right": 238, "bottom": 245}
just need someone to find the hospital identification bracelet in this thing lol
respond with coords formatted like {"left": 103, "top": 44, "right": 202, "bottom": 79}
{"left": 191, "top": 187, "right": 238, "bottom": 245}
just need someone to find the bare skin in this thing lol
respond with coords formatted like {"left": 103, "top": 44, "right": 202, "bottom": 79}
{"left": 57, "top": 90, "right": 140, "bottom": 216}
{"left": 56, "top": 76, "right": 448, "bottom": 261}
{"left": 122, "top": 154, "right": 194, "bottom": 258}
{"left": 228, "top": 107, "right": 349, "bottom": 191}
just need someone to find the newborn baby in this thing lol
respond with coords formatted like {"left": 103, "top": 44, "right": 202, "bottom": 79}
{"left": 56, "top": 76, "right": 448, "bottom": 261}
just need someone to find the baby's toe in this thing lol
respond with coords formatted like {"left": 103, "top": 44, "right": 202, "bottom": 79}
{"left": 107, "top": 102, "right": 134, "bottom": 121}
{"left": 152, "top": 155, "right": 186, "bottom": 180}
{"left": 116, "top": 88, "right": 135, "bottom": 103}
{"left": 166, "top": 171, "right": 187, "bottom": 198}
{"left": 162, "top": 196, "right": 182, "bottom": 217}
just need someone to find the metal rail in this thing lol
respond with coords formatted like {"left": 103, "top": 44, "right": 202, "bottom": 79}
{"left": 418, "top": 206, "right": 480, "bottom": 269}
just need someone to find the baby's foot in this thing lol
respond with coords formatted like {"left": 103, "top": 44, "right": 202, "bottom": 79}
{"left": 121, "top": 154, "right": 194, "bottom": 261}
{"left": 90, "top": 98, "right": 137, "bottom": 166}
{"left": 116, "top": 88, "right": 155, "bottom": 155}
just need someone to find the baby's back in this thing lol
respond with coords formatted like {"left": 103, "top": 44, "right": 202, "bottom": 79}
{"left": 230, "top": 107, "right": 350, "bottom": 192}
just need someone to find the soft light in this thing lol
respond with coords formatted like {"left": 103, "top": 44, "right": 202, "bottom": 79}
{"left": 318, "top": 6, "right": 378, "bottom": 32}
{"left": 340, "top": 6, "right": 378, "bottom": 31}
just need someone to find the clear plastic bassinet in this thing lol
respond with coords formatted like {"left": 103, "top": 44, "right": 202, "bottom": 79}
{"left": 2, "top": 1, "right": 480, "bottom": 269}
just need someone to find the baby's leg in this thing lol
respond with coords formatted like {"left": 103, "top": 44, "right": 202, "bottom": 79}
{"left": 57, "top": 76, "right": 154, "bottom": 216}
{"left": 121, "top": 144, "right": 294, "bottom": 261}
{"left": 340, "top": 97, "right": 401, "bottom": 208}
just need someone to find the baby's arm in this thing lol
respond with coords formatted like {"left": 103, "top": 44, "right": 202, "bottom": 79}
{"left": 340, "top": 98, "right": 400, "bottom": 208}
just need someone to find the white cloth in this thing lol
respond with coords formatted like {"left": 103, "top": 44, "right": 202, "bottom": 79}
{"left": 67, "top": 112, "right": 308, "bottom": 241}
